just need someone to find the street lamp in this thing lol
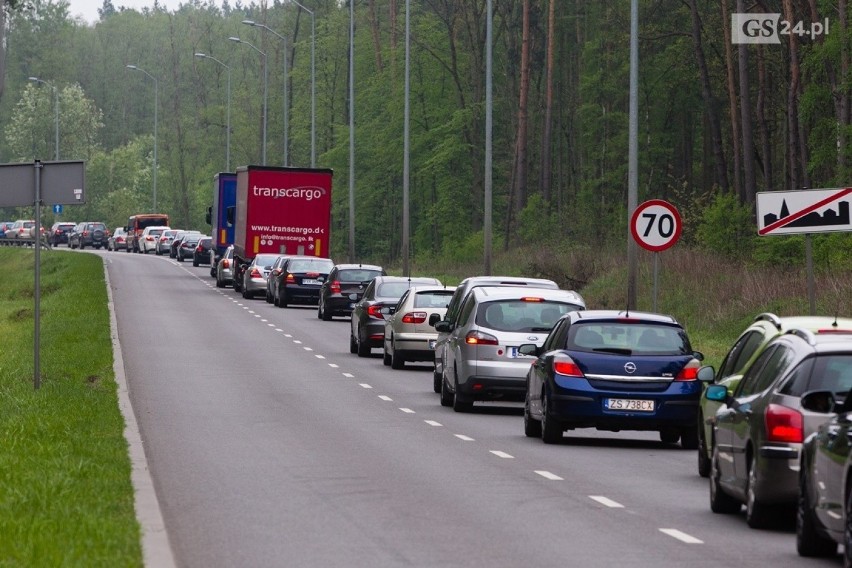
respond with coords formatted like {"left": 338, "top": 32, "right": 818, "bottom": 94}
{"left": 126, "top": 64, "right": 159, "bottom": 212}
{"left": 27, "top": 76, "right": 59, "bottom": 160}
{"left": 229, "top": 36, "right": 268, "bottom": 166}
{"left": 195, "top": 53, "right": 232, "bottom": 172}
{"left": 348, "top": 0, "right": 355, "bottom": 262}
{"left": 242, "top": 20, "right": 289, "bottom": 167}
{"left": 289, "top": 1, "right": 316, "bottom": 167}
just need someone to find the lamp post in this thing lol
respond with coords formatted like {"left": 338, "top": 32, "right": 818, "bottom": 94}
{"left": 28, "top": 77, "right": 59, "bottom": 160}
{"left": 290, "top": 1, "right": 316, "bottom": 167}
{"left": 229, "top": 36, "right": 268, "bottom": 166}
{"left": 348, "top": 0, "right": 355, "bottom": 262}
{"left": 242, "top": 20, "right": 289, "bottom": 167}
{"left": 126, "top": 64, "right": 159, "bottom": 212}
{"left": 195, "top": 53, "right": 232, "bottom": 172}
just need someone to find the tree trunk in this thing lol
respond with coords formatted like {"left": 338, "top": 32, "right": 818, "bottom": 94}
{"left": 368, "top": 0, "right": 384, "bottom": 73}
{"left": 721, "top": 0, "right": 742, "bottom": 198}
{"left": 840, "top": 0, "right": 850, "bottom": 174}
{"left": 756, "top": 45, "right": 773, "bottom": 190}
{"left": 782, "top": 0, "right": 801, "bottom": 190}
{"left": 688, "top": 0, "right": 729, "bottom": 192}
{"left": 539, "top": 0, "right": 555, "bottom": 203}
{"left": 737, "top": 0, "right": 757, "bottom": 204}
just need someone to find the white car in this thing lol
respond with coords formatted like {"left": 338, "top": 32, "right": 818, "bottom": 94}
{"left": 383, "top": 286, "right": 456, "bottom": 369}
{"left": 138, "top": 226, "right": 170, "bottom": 254}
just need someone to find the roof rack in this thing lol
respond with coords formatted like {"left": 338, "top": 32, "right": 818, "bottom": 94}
{"left": 786, "top": 328, "right": 817, "bottom": 345}
{"left": 753, "top": 312, "right": 782, "bottom": 330}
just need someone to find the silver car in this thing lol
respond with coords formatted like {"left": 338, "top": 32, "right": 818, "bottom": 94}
{"left": 241, "top": 253, "right": 287, "bottom": 299}
{"left": 383, "top": 286, "right": 456, "bottom": 369}
{"left": 216, "top": 245, "right": 234, "bottom": 288}
{"left": 437, "top": 286, "right": 585, "bottom": 412}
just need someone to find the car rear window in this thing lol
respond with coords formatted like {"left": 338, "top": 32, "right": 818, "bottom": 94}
{"left": 254, "top": 254, "right": 280, "bottom": 267}
{"left": 413, "top": 291, "right": 454, "bottom": 309}
{"left": 148, "top": 229, "right": 164, "bottom": 236}
{"left": 476, "top": 300, "right": 582, "bottom": 332}
{"left": 338, "top": 269, "right": 381, "bottom": 283}
{"left": 288, "top": 259, "right": 334, "bottom": 273}
{"left": 90, "top": 223, "right": 106, "bottom": 230}
{"left": 566, "top": 323, "right": 691, "bottom": 355}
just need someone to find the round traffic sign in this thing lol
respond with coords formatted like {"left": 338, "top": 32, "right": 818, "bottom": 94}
{"left": 630, "top": 199, "right": 682, "bottom": 252}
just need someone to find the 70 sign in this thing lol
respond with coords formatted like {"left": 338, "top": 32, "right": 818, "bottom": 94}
{"left": 630, "top": 199, "right": 682, "bottom": 252}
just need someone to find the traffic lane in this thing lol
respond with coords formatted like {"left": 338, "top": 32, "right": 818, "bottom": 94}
{"left": 224, "top": 292, "right": 838, "bottom": 567}
{"left": 110, "top": 257, "right": 716, "bottom": 567}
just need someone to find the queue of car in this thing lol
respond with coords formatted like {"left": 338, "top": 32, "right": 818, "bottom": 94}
{"left": 190, "top": 246, "right": 852, "bottom": 560}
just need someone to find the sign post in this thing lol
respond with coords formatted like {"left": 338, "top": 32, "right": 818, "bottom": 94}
{"left": 630, "top": 199, "right": 682, "bottom": 312}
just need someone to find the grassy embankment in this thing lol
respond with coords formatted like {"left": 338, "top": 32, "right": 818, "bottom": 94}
{"left": 0, "top": 248, "right": 142, "bottom": 567}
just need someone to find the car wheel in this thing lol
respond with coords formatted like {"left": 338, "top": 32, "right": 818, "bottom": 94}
{"left": 660, "top": 429, "right": 679, "bottom": 444}
{"left": 265, "top": 289, "right": 272, "bottom": 304}
{"left": 242, "top": 287, "right": 252, "bottom": 300}
{"left": 321, "top": 300, "right": 333, "bottom": 321}
{"left": 710, "top": 444, "right": 741, "bottom": 514}
{"left": 452, "top": 370, "right": 473, "bottom": 413}
{"left": 541, "top": 392, "right": 562, "bottom": 444}
{"left": 524, "top": 392, "right": 542, "bottom": 438}
{"left": 216, "top": 276, "right": 224, "bottom": 288}
{"left": 432, "top": 365, "right": 442, "bottom": 394}
{"left": 280, "top": 292, "right": 289, "bottom": 308}
{"left": 797, "top": 471, "right": 837, "bottom": 557}
{"left": 177, "top": 255, "right": 183, "bottom": 262}
{"left": 390, "top": 341, "right": 405, "bottom": 370}
{"left": 680, "top": 427, "right": 699, "bottom": 450}
{"left": 193, "top": 258, "right": 199, "bottom": 267}
{"left": 697, "top": 416, "right": 711, "bottom": 477}
{"left": 382, "top": 345, "right": 391, "bottom": 366}
{"left": 844, "top": 486, "right": 852, "bottom": 567}
{"left": 317, "top": 304, "right": 323, "bottom": 319}
{"left": 349, "top": 331, "right": 358, "bottom": 354}
{"left": 356, "top": 330, "right": 370, "bottom": 357}
{"left": 746, "top": 454, "right": 773, "bottom": 528}
{"left": 439, "top": 370, "right": 454, "bottom": 407}
{"left": 79, "top": 243, "right": 85, "bottom": 250}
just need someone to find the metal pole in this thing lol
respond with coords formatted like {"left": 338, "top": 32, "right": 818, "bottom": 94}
{"left": 402, "top": 0, "right": 410, "bottom": 276}
{"left": 53, "top": 85, "right": 59, "bottom": 160}
{"left": 806, "top": 234, "right": 816, "bottom": 315}
{"left": 652, "top": 252, "right": 659, "bottom": 313}
{"left": 292, "top": 1, "right": 316, "bottom": 167}
{"left": 284, "top": 41, "right": 289, "bottom": 166}
{"left": 348, "top": 0, "right": 356, "bottom": 262}
{"left": 34, "top": 161, "right": 43, "bottom": 390}
{"left": 484, "top": 0, "right": 493, "bottom": 275}
{"left": 626, "top": 0, "right": 639, "bottom": 310}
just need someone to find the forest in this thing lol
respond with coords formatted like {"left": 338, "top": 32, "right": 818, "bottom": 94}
{"left": 1, "top": 0, "right": 851, "bottom": 268}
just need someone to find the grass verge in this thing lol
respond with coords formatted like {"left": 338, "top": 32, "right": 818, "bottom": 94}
{"left": 0, "top": 248, "right": 141, "bottom": 567}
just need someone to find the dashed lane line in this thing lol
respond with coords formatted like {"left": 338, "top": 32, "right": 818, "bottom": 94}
{"left": 535, "top": 471, "right": 563, "bottom": 481}
{"left": 489, "top": 451, "right": 514, "bottom": 459}
{"left": 658, "top": 529, "right": 703, "bottom": 544}
{"left": 589, "top": 496, "right": 624, "bottom": 508}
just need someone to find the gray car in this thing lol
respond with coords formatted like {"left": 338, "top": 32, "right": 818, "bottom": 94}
{"left": 215, "top": 245, "right": 234, "bottom": 288}
{"left": 437, "top": 286, "right": 586, "bottom": 412}
{"left": 706, "top": 327, "right": 852, "bottom": 528}
{"left": 241, "top": 253, "right": 287, "bottom": 300}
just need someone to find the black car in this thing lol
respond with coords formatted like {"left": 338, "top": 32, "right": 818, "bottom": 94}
{"left": 49, "top": 222, "right": 77, "bottom": 246}
{"left": 272, "top": 256, "right": 334, "bottom": 308}
{"left": 169, "top": 230, "right": 200, "bottom": 259}
{"left": 176, "top": 234, "right": 202, "bottom": 262}
{"left": 317, "top": 263, "right": 385, "bottom": 321}
{"left": 350, "top": 276, "right": 442, "bottom": 357}
{"left": 192, "top": 237, "right": 213, "bottom": 267}
{"left": 69, "top": 222, "right": 108, "bottom": 250}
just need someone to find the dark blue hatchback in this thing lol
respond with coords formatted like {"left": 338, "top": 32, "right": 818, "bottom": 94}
{"left": 521, "top": 310, "right": 707, "bottom": 445}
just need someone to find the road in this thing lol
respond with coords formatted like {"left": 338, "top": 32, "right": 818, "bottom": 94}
{"left": 99, "top": 250, "right": 840, "bottom": 568}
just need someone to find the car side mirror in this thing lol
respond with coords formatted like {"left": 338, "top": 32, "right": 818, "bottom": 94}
{"left": 693, "top": 351, "right": 705, "bottom": 362}
{"left": 800, "top": 390, "right": 838, "bottom": 414}
{"left": 704, "top": 384, "right": 728, "bottom": 403}
{"left": 518, "top": 343, "right": 539, "bottom": 357}
{"left": 348, "top": 293, "right": 358, "bottom": 302}
{"left": 697, "top": 366, "right": 715, "bottom": 383}
{"left": 380, "top": 306, "right": 394, "bottom": 316}
{"left": 434, "top": 321, "right": 451, "bottom": 333}
{"left": 429, "top": 313, "right": 441, "bottom": 327}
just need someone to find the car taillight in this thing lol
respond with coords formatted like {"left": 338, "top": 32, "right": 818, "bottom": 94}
{"left": 553, "top": 355, "right": 584, "bottom": 377}
{"left": 196, "top": 245, "right": 203, "bottom": 252}
{"left": 250, "top": 268, "right": 262, "bottom": 278}
{"left": 306, "top": 271, "right": 319, "bottom": 277}
{"left": 520, "top": 297, "right": 544, "bottom": 302}
{"left": 330, "top": 281, "right": 341, "bottom": 294}
{"left": 147, "top": 236, "right": 155, "bottom": 241}
{"left": 367, "top": 305, "right": 385, "bottom": 320}
{"left": 765, "top": 404, "right": 803, "bottom": 443}
{"left": 223, "top": 259, "right": 230, "bottom": 268}
{"left": 83, "top": 230, "right": 89, "bottom": 236}
{"left": 465, "top": 330, "right": 499, "bottom": 345}
{"left": 286, "top": 273, "right": 296, "bottom": 284}
{"left": 401, "top": 312, "right": 427, "bottom": 324}
{"left": 675, "top": 359, "right": 701, "bottom": 381}
{"left": 117, "top": 237, "right": 125, "bottom": 242}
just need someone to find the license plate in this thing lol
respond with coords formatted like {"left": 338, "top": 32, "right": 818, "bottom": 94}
{"left": 302, "top": 279, "right": 321, "bottom": 285}
{"left": 507, "top": 347, "right": 531, "bottom": 358}
{"left": 605, "top": 398, "right": 655, "bottom": 412}
{"left": 428, "top": 339, "right": 436, "bottom": 350}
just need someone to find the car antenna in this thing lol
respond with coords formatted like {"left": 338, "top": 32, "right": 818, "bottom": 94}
{"left": 833, "top": 313, "right": 839, "bottom": 328}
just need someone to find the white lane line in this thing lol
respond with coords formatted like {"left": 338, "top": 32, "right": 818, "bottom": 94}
{"left": 268, "top": 324, "right": 275, "bottom": 327}
{"left": 589, "top": 496, "right": 624, "bottom": 508}
{"left": 489, "top": 451, "right": 514, "bottom": 459}
{"left": 400, "top": 408, "right": 415, "bottom": 414}
{"left": 455, "top": 435, "right": 475, "bottom": 441}
{"left": 242, "top": 307, "right": 249, "bottom": 310}
{"left": 359, "top": 383, "right": 372, "bottom": 389}
{"left": 378, "top": 395, "right": 393, "bottom": 401}
{"left": 315, "top": 355, "right": 325, "bottom": 359}
{"left": 659, "top": 529, "right": 703, "bottom": 544}
{"left": 260, "top": 319, "right": 268, "bottom": 322}
{"left": 303, "top": 347, "right": 313, "bottom": 351}
{"left": 293, "top": 340, "right": 302, "bottom": 344}
{"left": 284, "top": 334, "right": 292, "bottom": 338}
{"left": 248, "top": 310, "right": 255, "bottom": 314}
{"left": 328, "top": 364, "right": 339, "bottom": 368}
{"left": 535, "top": 471, "right": 563, "bottom": 481}
{"left": 275, "top": 328, "right": 283, "bottom": 332}
{"left": 254, "top": 315, "right": 261, "bottom": 318}
{"left": 343, "top": 373, "right": 354, "bottom": 378}
{"left": 425, "top": 420, "right": 442, "bottom": 427}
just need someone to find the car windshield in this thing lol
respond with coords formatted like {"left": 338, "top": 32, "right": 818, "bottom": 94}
{"left": 476, "top": 300, "right": 582, "bottom": 332}
{"left": 805, "top": 354, "right": 852, "bottom": 394}
{"left": 566, "top": 322, "right": 691, "bottom": 355}
{"left": 288, "top": 259, "right": 334, "bottom": 273}
{"left": 413, "top": 291, "right": 454, "bottom": 309}
{"left": 338, "top": 269, "right": 382, "bottom": 283}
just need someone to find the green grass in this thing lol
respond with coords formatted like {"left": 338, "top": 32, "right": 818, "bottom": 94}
{"left": 0, "top": 249, "right": 141, "bottom": 568}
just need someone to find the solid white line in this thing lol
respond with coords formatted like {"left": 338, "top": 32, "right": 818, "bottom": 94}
{"left": 659, "top": 529, "right": 703, "bottom": 544}
{"left": 589, "top": 496, "right": 624, "bottom": 508}
{"left": 342, "top": 373, "right": 354, "bottom": 378}
{"left": 424, "top": 420, "right": 442, "bottom": 427}
{"left": 400, "top": 408, "right": 415, "bottom": 414}
{"left": 328, "top": 364, "right": 339, "bottom": 368}
{"left": 490, "top": 451, "right": 514, "bottom": 459}
{"left": 455, "top": 434, "right": 475, "bottom": 441}
{"left": 359, "top": 383, "right": 372, "bottom": 389}
{"left": 378, "top": 395, "right": 393, "bottom": 401}
{"left": 535, "top": 470, "right": 563, "bottom": 481}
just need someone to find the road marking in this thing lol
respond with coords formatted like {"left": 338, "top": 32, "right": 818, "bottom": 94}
{"left": 248, "top": 310, "right": 255, "bottom": 314}
{"left": 254, "top": 315, "right": 261, "bottom": 318}
{"left": 293, "top": 340, "right": 302, "bottom": 344}
{"left": 343, "top": 373, "right": 354, "bottom": 378}
{"left": 275, "top": 328, "right": 283, "bottom": 332}
{"left": 328, "top": 364, "right": 339, "bottom": 368}
{"left": 589, "top": 496, "right": 624, "bottom": 508}
{"left": 284, "top": 334, "right": 292, "bottom": 338}
{"left": 424, "top": 420, "right": 442, "bottom": 427}
{"left": 315, "top": 354, "right": 325, "bottom": 359}
{"left": 455, "top": 435, "right": 474, "bottom": 441}
{"left": 378, "top": 395, "right": 393, "bottom": 401}
{"left": 242, "top": 307, "right": 249, "bottom": 310}
{"left": 267, "top": 324, "right": 275, "bottom": 327}
{"left": 659, "top": 529, "right": 702, "bottom": 544}
{"left": 303, "top": 347, "right": 313, "bottom": 351}
{"left": 359, "top": 383, "right": 372, "bottom": 389}
{"left": 535, "top": 471, "right": 563, "bottom": 481}
{"left": 400, "top": 408, "right": 415, "bottom": 414}
{"left": 261, "top": 319, "right": 268, "bottom": 322}
{"left": 490, "top": 451, "right": 513, "bottom": 459}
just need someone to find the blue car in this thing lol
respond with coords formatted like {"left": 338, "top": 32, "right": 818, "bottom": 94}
{"left": 520, "top": 310, "right": 707, "bottom": 445}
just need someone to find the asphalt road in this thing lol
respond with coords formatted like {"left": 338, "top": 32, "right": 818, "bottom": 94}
{"left": 100, "top": 250, "right": 841, "bottom": 568}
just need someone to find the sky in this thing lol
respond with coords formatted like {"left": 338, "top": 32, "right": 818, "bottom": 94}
{"left": 65, "top": 0, "right": 185, "bottom": 24}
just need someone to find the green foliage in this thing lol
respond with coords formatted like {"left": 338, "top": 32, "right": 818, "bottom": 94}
{"left": 696, "top": 191, "right": 756, "bottom": 257}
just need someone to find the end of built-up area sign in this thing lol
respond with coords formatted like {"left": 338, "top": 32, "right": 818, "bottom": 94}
{"left": 0, "top": 160, "right": 85, "bottom": 207}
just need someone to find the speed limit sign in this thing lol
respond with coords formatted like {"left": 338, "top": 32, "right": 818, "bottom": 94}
{"left": 630, "top": 199, "right": 682, "bottom": 252}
